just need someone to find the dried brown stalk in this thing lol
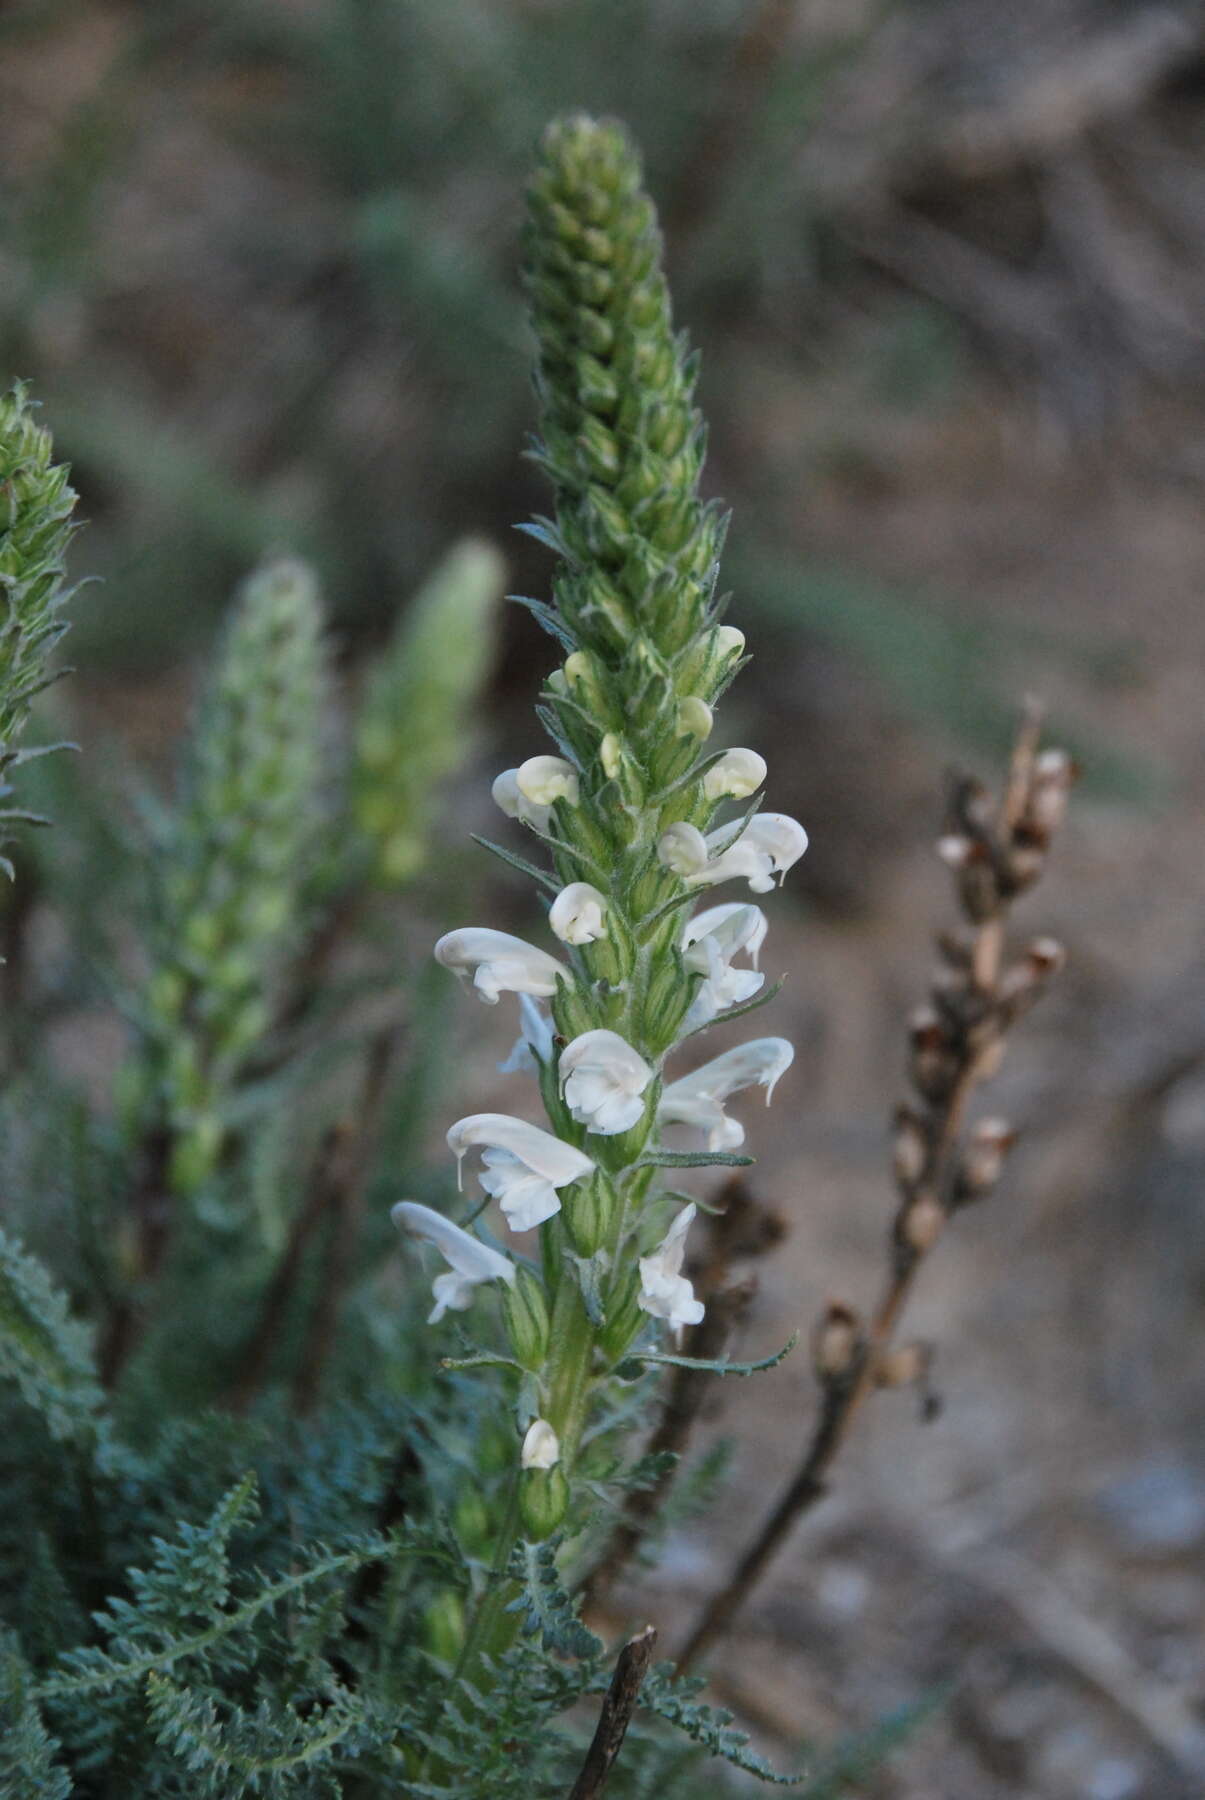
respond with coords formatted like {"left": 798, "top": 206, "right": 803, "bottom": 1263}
{"left": 567, "top": 1625, "right": 658, "bottom": 1800}
{"left": 676, "top": 705, "right": 1074, "bottom": 1673}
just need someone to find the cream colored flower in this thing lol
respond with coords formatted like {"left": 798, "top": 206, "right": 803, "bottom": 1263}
{"left": 391, "top": 1200, "right": 515, "bottom": 1323}
{"left": 435, "top": 927, "right": 566, "bottom": 1005}
{"left": 447, "top": 1113, "right": 594, "bottom": 1232}
{"left": 559, "top": 1029, "right": 654, "bottom": 1136}
{"left": 658, "top": 1037, "right": 794, "bottom": 1150}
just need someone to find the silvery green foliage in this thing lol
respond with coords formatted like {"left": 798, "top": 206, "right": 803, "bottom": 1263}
{"left": 0, "top": 381, "right": 79, "bottom": 871}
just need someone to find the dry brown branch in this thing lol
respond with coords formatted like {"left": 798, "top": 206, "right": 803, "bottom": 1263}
{"left": 675, "top": 704, "right": 1074, "bottom": 1674}
{"left": 567, "top": 1625, "right": 658, "bottom": 1800}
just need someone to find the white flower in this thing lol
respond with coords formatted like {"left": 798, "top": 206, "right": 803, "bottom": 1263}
{"left": 638, "top": 1204, "right": 704, "bottom": 1331}
{"left": 658, "top": 1037, "right": 794, "bottom": 1150}
{"left": 435, "top": 927, "right": 566, "bottom": 1005}
{"left": 391, "top": 1200, "right": 515, "bottom": 1324}
{"left": 520, "top": 1419, "right": 560, "bottom": 1469}
{"left": 492, "top": 768, "right": 551, "bottom": 832}
{"left": 559, "top": 1030, "right": 654, "bottom": 1136}
{"left": 498, "top": 993, "right": 555, "bottom": 1074}
{"left": 702, "top": 748, "right": 767, "bottom": 803}
{"left": 549, "top": 882, "right": 608, "bottom": 945}
{"left": 657, "top": 821, "right": 709, "bottom": 880}
{"left": 657, "top": 813, "right": 806, "bottom": 894}
{"left": 681, "top": 902, "right": 767, "bottom": 1029}
{"left": 447, "top": 1113, "right": 594, "bottom": 1232}
{"left": 713, "top": 625, "right": 745, "bottom": 660}
{"left": 517, "top": 754, "right": 579, "bottom": 808}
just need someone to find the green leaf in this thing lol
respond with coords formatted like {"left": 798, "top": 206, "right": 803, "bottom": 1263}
{"left": 635, "top": 1149, "right": 755, "bottom": 1171}
{"left": 470, "top": 832, "right": 558, "bottom": 894}
{"left": 620, "top": 1332, "right": 798, "bottom": 1379}
{"left": 0, "top": 1227, "right": 106, "bottom": 1445}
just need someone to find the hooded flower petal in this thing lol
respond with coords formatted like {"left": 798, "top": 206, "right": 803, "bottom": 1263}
{"left": 702, "top": 748, "right": 767, "bottom": 802}
{"left": 447, "top": 1113, "right": 594, "bottom": 1232}
{"left": 657, "top": 814, "right": 806, "bottom": 894}
{"left": 492, "top": 767, "right": 552, "bottom": 832}
{"left": 658, "top": 1037, "right": 794, "bottom": 1150}
{"left": 391, "top": 1200, "right": 516, "bottom": 1324}
{"left": 516, "top": 754, "right": 579, "bottom": 807}
{"left": 498, "top": 993, "right": 555, "bottom": 1074}
{"left": 698, "top": 813, "right": 807, "bottom": 894}
{"left": 559, "top": 1029, "right": 654, "bottom": 1136}
{"left": 435, "top": 927, "right": 566, "bottom": 1005}
{"left": 657, "top": 821, "right": 709, "bottom": 879}
{"left": 549, "top": 881, "right": 608, "bottom": 945}
{"left": 520, "top": 1419, "right": 560, "bottom": 1469}
{"left": 638, "top": 1204, "right": 704, "bottom": 1331}
{"left": 681, "top": 902, "right": 767, "bottom": 1029}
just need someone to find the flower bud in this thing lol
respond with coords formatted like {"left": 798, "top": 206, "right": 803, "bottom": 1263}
{"left": 600, "top": 733, "right": 623, "bottom": 780}
{"left": 549, "top": 881, "right": 609, "bottom": 945}
{"left": 676, "top": 695, "right": 713, "bottom": 739}
{"left": 703, "top": 748, "right": 767, "bottom": 803}
{"left": 520, "top": 1418, "right": 560, "bottom": 1470}
{"left": 520, "top": 1464, "right": 570, "bottom": 1541}
{"left": 501, "top": 1266, "right": 551, "bottom": 1371}
{"left": 421, "top": 1590, "right": 466, "bottom": 1663}
{"left": 517, "top": 754, "right": 580, "bottom": 808}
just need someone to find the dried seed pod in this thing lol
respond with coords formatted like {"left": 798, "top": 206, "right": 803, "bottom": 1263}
{"left": 954, "top": 1117, "right": 1017, "bottom": 1204}
{"left": 812, "top": 1301, "right": 864, "bottom": 1382}
{"left": 900, "top": 1193, "right": 945, "bottom": 1253}
{"left": 891, "top": 1105, "right": 930, "bottom": 1190}
{"left": 875, "top": 1340, "right": 932, "bottom": 1390}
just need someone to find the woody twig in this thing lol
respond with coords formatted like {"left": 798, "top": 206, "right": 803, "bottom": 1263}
{"left": 677, "top": 704, "right": 1075, "bottom": 1673}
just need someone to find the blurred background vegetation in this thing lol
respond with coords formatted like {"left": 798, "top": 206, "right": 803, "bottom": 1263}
{"left": 6, "top": 0, "right": 1200, "bottom": 900}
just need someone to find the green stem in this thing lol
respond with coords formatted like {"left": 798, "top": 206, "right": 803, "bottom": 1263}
{"left": 546, "top": 1267, "right": 596, "bottom": 1467}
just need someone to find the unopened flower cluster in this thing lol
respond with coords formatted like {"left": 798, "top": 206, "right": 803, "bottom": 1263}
{"left": 391, "top": 116, "right": 806, "bottom": 1535}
